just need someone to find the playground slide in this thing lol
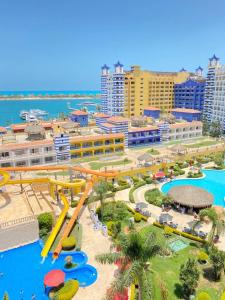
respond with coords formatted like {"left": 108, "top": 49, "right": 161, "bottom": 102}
{"left": 53, "top": 178, "right": 95, "bottom": 259}
{"left": 41, "top": 191, "right": 69, "bottom": 258}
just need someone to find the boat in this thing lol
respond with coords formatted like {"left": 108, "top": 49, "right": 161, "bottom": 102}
{"left": 20, "top": 109, "right": 48, "bottom": 120}
{"left": 25, "top": 113, "right": 38, "bottom": 122}
{"left": 30, "top": 109, "right": 48, "bottom": 116}
{"left": 20, "top": 110, "right": 29, "bottom": 120}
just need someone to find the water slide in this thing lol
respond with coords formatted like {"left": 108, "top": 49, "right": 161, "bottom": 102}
{"left": 53, "top": 178, "right": 95, "bottom": 259}
{"left": 41, "top": 191, "right": 69, "bottom": 258}
{"left": 0, "top": 165, "right": 117, "bottom": 258}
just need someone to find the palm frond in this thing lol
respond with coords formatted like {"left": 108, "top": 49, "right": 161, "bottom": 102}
{"left": 95, "top": 252, "right": 123, "bottom": 264}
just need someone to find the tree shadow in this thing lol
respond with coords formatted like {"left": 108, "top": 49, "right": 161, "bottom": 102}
{"left": 174, "top": 283, "right": 184, "bottom": 299}
{"left": 202, "top": 266, "right": 215, "bottom": 282}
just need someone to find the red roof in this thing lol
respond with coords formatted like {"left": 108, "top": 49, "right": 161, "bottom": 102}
{"left": 155, "top": 171, "right": 166, "bottom": 178}
{"left": 171, "top": 108, "right": 201, "bottom": 114}
{"left": 107, "top": 116, "right": 129, "bottom": 123}
{"left": 0, "top": 127, "right": 7, "bottom": 133}
{"left": 71, "top": 110, "right": 88, "bottom": 116}
{"left": 44, "top": 270, "right": 65, "bottom": 287}
{"left": 95, "top": 113, "right": 109, "bottom": 118}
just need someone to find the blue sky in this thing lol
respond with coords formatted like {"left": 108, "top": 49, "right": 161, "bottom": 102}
{"left": 0, "top": 0, "right": 225, "bottom": 90}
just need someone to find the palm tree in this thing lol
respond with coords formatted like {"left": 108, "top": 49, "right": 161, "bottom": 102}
{"left": 95, "top": 231, "right": 163, "bottom": 300}
{"left": 92, "top": 181, "right": 110, "bottom": 217}
{"left": 193, "top": 208, "right": 225, "bottom": 244}
{"left": 2, "top": 292, "right": 9, "bottom": 300}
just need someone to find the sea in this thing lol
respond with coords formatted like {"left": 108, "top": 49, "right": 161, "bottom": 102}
{"left": 0, "top": 90, "right": 101, "bottom": 127}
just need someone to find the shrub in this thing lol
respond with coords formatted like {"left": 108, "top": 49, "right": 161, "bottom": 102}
{"left": 118, "top": 179, "right": 127, "bottom": 186}
{"left": 53, "top": 279, "right": 79, "bottom": 300}
{"left": 38, "top": 213, "right": 53, "bottom": 232}
{"left": 145, "top": 188, "right": 163, "bottom": 207}
{"left": 132, "top": 176, "right": 140, "bottom": 184}
{"left": 164, "top": 226, "right": 173, "bottom": 237}
{"left": 144, "top": 177, "right": 153, "bottom": 184}
{"left": 97, "top": 201, "right": 130, "bottom": 222}
{"left": 61, "top": 236, "right": 76, "bottom": 251}
{"left": 127, "top": 207, "right": 148, "bottom": 222}
{"left": 71, "top": 200, "right": 78, "bottom": 208}
{"left": 74, "top": 223, "right": 82, "bottom": 251}
{"left": 220, "top": 291, "right": 225, "bottom": 300}
{"left": 134, "top": 213, "right": 142, "bottom": 223}
{"left": 106, "top": 221, "right": 121, "bottom": 237}
{"left": 39, "top": 227, "right": 49, "bottom": 239}
{"left": 198, "top": 251, "right": 209, "bottom": 263}
{"left": 197, "top": 291, "right": 211, "bottom": 300}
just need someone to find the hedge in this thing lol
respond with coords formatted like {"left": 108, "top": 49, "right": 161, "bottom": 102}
{"left": 114, "top": 183, "right": 130, "bottom": 192}
{"left": 62, "top": 236, "right": 76, "bottom": 251}
{"left": 220, "top": 291, "right": 225, "bottom": 300}
{"left": 153, "top": 222, "right": 206, "bottom": 243}
{"left": 134, "top": 213, "right": 142, "bottom": 222}
{"left": 197, "top": 292, "right": 211, "bottom": 300}
{"left": 74, "top": 223, "right": 82, "bottom": 251}
{"left": 129, "top": 181, "right": 146, "bottom": 203}
{"left": 127, "top": 206, "right": 148, "bottom": 222}
{"left": 53, "top": 280, "right": 79, "bottom": 300}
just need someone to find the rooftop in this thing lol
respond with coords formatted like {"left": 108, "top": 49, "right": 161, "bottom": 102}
{"left": 168, "top": 185, "right": 213, "bottom": 208}
{"left": 100, "top": 122, "right": 117, "bottom": 129}
{"left": 71, "top": 110, "right": 88, "bottom": 116}
{"left": 129, "top": 126, "right": 159, "bottom": 133}
{"left": 169, "top": 121, "right": 202, "bottom": 129}
{"left": 70, "top": 133, "right": 124, "bottom": 143}
{"left": 171, "top": 108, "right": 201, "bottom": 114}
{"left": 95, "top": 113, "right": 110, "bottom": 118}
{"left": 107, "top": 116, "right": 129, "bottom": 123}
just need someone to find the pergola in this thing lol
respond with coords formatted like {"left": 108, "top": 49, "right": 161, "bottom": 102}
{"left": 168, "top": 185, "right": 213, "bottom": 209}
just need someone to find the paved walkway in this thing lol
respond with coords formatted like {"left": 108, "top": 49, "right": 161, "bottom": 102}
{"left": 132, "top": 182, "right": 225, "bottom": 250}
{"left": 74, "top": 207, "right": 116, "bottom": 300}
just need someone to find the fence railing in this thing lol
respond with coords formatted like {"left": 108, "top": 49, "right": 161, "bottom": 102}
{"left": 0, "top": 215, "right": 36, "bottom": 230}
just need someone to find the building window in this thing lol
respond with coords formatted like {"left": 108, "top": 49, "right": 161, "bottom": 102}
{"left": 1, "top": 152, "right": 9, "bottom": 158}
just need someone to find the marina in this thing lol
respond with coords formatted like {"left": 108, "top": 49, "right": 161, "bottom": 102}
{"left": 0, "top": 95, "right": 101, "bottom": 126}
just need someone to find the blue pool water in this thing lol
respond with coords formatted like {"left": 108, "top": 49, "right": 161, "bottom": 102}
{"left": 161, "top": 169, "right": 225, "bottom": 207}
{"left": 0, "top": 241, "right": 97, "bottom": 300}
{"left": 0, "top": 90, "right": 100, "bottom": 126}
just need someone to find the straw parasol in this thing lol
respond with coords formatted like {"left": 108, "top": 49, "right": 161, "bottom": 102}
{"left": 169, "top": 144, "right": 187, "bottom": 154}
{"left": 168, "top": 185, "right": 213, "bottom": 208}
{"left": 137, "top": 152, "right": 154, "bottom": 162}
{"left": 25, "top": 123, "right": 45, "bottom": 140}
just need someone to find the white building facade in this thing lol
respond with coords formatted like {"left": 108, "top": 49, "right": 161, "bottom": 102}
{"left": 101, "top": 62, "right": 125, "bottom": 116}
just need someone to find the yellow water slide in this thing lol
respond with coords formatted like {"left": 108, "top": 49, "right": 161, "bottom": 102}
{"left": 40, "top": 191, "right": 69, "bottom": 258}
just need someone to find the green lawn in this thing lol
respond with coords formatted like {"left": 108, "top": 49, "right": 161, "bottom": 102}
{"left": 140, "top": 225, "right": 225, "bottom": 300}
{"left": 185, "top": 140, "right": 221, "bottom": 149}
{"left": 89, "top": 159, "right": 132, "bottom": 170}
{"left": 147, "top": 148, "right": 160, "bottom": 155}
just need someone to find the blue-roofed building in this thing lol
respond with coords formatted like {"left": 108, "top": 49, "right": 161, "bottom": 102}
{"left": 70, "top": 110, "right": 88, "bottom": 127}
{"left": 174, "top": 79, "right": 205, "bottom": 112}
{"left": 143, "top": 107, "right": 161, "bottom": 119}
{"left": 171, "top": 108, "right": 201, "bottom": 122}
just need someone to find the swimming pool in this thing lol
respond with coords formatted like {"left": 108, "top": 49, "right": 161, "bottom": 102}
{"left": 0, "top": 241, "right": 97, "bottom": 300}
{"left": 161, "top": 169, "right": 225, "bottom": 207}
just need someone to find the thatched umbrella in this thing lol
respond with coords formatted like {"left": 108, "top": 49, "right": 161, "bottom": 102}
{"left": 169, "top": 144, "right": 187, "bottom": 154}
{"left": 25, "top": 123, "right": 45, "bottom": 140}
{"left": 168, "top": 185, "right": 213, "bottom": 209}
{"left": 137, "top": 153, "right": 154, "bottom": 162}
